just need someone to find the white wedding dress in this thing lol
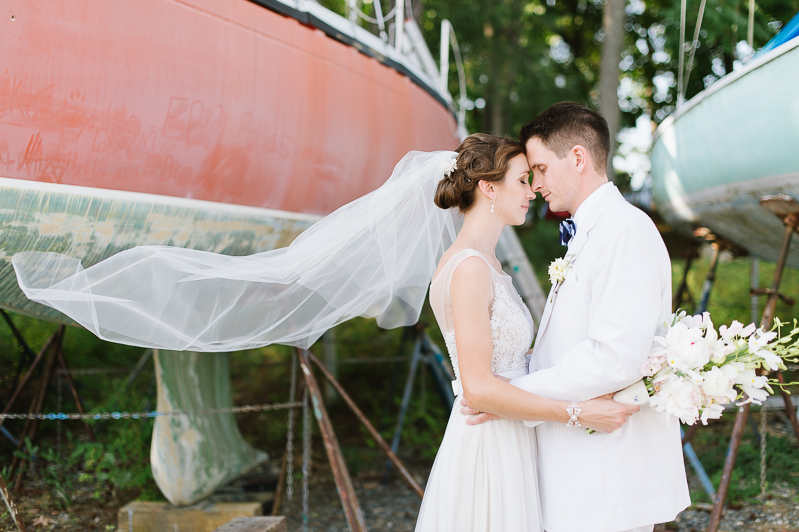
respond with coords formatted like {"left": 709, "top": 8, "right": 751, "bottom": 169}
{"left": 415, "top": 249, "right": 543, "bottom": 531}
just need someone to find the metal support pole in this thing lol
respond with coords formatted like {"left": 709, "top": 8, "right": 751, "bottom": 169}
{"left": 394, "top": 0, "right": 404, "bottom": 53}
{"left": 677, "top": 0, "right": 687, "bottom": 107}
{"left": 750, "top": 258, "right": 760, "bottom": 324}
{"left": 323, "top": 330, "right": 338, "bottom": 403}
{"left": 385, "top": 337, "right": 422, "bottom": 479}
{"left": 683, "top": 0, "right": 708, "bottom": 97}
{"left": 776, "top": 372, "right": 799, "bottom": 441}
{"left": 11, "top": 337, "right": 59, "bottom": 490}
{"left": 748, "top": 0, "right": 755, "bottom": 48}
{"left": 54, "top": 327, "right": 95, "bottom": 442}
{"left": 372, "top": 0, "right": 387, "bottom": 42}
{"left": 682, "top": 428, "right": 716, "bottom": 501}
{"left": 308, "top": 351, "right": 424, "bottom": 499}
{"left": 696, "top": 243, "right": 721, "bottom": 314}
{"left": 709, "top": 202, "right": 799, "bottom": 531}
{"left": 297, "top": 349, "right": 367, "bottom": 532}
{"left": 681, "top": 423, "right": 699, "bottom": 446}
{"left": 438, "top": 19, "right": 451, "bottom": 96}
{"left": 708, "top": 405, "right": 749, "bottom": 532}
{"left": 0, "top": 330, "right": 60, "bottom": 431}
{"left": 673, "top": 252, "right": 696, "bottom": 312}
{"left": 0, "top": 470, "right": 27, "bottom": 532}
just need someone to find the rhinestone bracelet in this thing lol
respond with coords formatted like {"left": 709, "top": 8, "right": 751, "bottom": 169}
{"left": 566, "top": 402, "right": 582, "bottom": 428}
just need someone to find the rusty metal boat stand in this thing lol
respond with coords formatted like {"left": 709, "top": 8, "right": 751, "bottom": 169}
{"left": 0, "top": 469, "right": 27, "bottom": 532}
{"left": 0, "top": 325, "right": 96, "bottom": 494}
{"left": 294, "top": 347, "right": 424, "bottom": 532}
{"left": 707, "top": 195, "right": 799, "bottom": 532}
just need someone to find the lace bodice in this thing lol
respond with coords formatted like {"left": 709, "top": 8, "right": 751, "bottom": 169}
{"left": 429, "top": 249, "right": 535, "bottom": 389}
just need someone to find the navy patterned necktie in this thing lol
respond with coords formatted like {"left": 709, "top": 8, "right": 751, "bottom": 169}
{"left": 559, "top": 218, "right": 576, "bottom": 246}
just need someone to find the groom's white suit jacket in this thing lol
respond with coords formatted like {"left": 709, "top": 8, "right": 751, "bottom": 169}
{"left": 510, "top": 183, "right": 690, "bottom": 532}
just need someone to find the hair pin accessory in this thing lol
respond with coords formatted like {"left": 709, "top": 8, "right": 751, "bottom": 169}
{"left": 442, "top": 158, "right": 458, "bottom": 177}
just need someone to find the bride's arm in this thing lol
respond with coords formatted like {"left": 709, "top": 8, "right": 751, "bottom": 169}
{"left": 452, "top": 258, "right": 635, "bottom": 432}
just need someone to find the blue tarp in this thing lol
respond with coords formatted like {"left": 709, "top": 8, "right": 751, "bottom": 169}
{"left": 755, "top": 11, "right": 799, "bottom": 57}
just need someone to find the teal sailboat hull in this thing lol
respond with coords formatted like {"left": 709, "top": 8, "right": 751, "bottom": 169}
{"left": 651, "top": 38, "right": 799, "bottom": 266}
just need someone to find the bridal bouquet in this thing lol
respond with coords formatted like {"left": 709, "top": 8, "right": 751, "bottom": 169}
{"left": 614, "top": 311, "right": 799, "bottom": 426}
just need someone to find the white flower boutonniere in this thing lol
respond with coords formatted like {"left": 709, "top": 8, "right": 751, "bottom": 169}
{"left": 548, "top": 255, "right": 574, "bottom": 301}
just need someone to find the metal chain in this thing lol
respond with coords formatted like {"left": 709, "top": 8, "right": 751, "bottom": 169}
{"left": 302, "top": 387, "right": 311, "bottom": 532}
{"left": 285, "top": 352, "right": 298, "bottom": 501}
{"left": 0, "top": 401, "right": 302, "bottom": 421}
{"left": 57, "top": 367, "right": 137, "bottom": 375}
{"left": 760, "top": 407, "right": 768, "bottom": 497}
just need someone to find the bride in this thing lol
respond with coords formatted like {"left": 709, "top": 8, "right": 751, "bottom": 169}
{"left": 12, "top": 133, "right": 637, "bottom": 530}
{"left": 416, "top": 133, "right": 637, "bottom": 531}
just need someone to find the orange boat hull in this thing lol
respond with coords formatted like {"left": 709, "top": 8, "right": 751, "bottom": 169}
{"left": 0, "top": 0, "right": 458, "bottom": 215}
{"left": 0, "top": 0, "right": 458, "bottom": 322}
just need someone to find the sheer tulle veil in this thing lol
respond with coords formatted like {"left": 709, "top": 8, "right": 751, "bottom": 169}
{"left": 12, "top": 151, "right": 459, "bottom": 351}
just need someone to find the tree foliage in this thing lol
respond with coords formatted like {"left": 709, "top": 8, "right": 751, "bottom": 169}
{"left": 414, "top": 0, "right": 798, "bottom": 135}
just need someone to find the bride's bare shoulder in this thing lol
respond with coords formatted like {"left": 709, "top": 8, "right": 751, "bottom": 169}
{"left": 433, "top": 246, "right": 470, "bottom": 280}
{"left": 434, "top": 248, "right": 490, "bottom": 286}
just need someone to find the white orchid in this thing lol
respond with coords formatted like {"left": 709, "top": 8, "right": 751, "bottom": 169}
{"left": 621, "top": 312, "right": 798, "bottom": 428}
{"left": 650, "top": 375, "right": 702, "bottom": 425}
{"left": 719, "top": 320, "right": 745, "bottom": 340}
{"left": 749, "top": 329, "right": 778, "bottom": 354}
{"left": 734, "top": 369, "right": 770, "bottom": 405}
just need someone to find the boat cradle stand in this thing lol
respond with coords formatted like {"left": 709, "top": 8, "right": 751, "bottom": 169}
{"left": 707, "top": 194, "right": 799, "bottom": 532}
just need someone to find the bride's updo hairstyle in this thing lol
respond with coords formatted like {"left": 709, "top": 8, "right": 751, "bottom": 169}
{"left": 434, "top": 133, "right": 525, "bottom": 213}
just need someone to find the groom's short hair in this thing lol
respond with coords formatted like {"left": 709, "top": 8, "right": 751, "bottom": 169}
{"left": 519, "top": 102, "right": 610, "bottom": 174}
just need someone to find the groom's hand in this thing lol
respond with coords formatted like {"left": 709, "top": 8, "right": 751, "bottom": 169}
{"left": 459, "top": 397, "right": 501, "bottom": 425}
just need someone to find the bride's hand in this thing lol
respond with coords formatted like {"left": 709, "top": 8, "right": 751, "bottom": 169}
{"left": 578, "top": 394, "right": 639, "bottom": 433}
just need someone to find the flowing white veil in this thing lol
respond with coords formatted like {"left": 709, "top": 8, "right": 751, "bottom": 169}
{"left": 12, "top": 151, "right": 459, "bottom": 352}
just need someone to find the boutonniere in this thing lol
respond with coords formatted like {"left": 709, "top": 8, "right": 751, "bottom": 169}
{"left": 548, "top": 254, "right": 575, "bottom": 302}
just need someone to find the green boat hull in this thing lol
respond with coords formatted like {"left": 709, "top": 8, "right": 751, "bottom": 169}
{"left": 651, "top": 39, "right": 799, "bottom": 266}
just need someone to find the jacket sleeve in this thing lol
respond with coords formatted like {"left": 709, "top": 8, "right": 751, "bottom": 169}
{"left": 510, "top": 222, "right": 667, "bottom": 403}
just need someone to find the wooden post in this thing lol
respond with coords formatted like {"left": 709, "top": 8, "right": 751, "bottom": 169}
{"left": 0, "top": 470, "right": 27, "bottom": 532}
{"left": 307, "top": 351, "right": 424, "bottom": 499}
{"left": 297, "top": 348, "right": 368, "bottom": 532}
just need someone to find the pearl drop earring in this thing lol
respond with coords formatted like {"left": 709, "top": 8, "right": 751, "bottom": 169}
{"left": 490, "top": 197, "right": 495, "bottom": 213}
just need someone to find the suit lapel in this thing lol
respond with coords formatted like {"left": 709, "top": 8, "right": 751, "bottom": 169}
{"left": 533, "top": 185, "right": 625, "bottom": 346}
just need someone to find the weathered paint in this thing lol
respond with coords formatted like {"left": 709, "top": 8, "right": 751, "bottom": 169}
{"left": 0, "top": 0, "right": 458, "bottom": 217}
{"left": 0, "top": 178, "right": 316, "bottom": 323}
{"left": 151, "top": 350, "right": 268, "bottom": 506}
{"left": 651, "top": 39, "right": 799, "bottom": 265}
{"left": 0, "top": 0, "right": 461, "bottom": 508}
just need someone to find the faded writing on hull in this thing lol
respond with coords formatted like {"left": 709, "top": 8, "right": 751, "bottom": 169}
{"left": 0, "top": 74, "right": 250, "bottom": 197}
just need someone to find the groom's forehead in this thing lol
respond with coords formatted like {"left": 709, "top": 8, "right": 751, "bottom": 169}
{"left": 524, "top": 139, "right": 553, "bottom": 166}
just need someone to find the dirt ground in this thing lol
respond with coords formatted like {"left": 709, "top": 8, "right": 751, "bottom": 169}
{"left": 2, "top": 449, "right": 799, "bottom": 532}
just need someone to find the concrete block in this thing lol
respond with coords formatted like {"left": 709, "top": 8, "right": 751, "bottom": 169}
{"left": 213, "top": 516, "right": 287, "bottom": 532}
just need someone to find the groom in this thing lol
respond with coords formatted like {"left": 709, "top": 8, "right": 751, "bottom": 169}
{"left": 464, "top": 102, "right": 690, "bottom": 532}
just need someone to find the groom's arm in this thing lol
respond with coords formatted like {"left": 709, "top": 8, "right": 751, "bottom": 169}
{"left": 510, "top": 222, "right": 667, "bottom": 403}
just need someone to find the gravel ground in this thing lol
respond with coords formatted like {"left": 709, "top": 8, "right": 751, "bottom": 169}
{"left": 2, "top": 451, "right": 796, "bottom": 531}
{"left": 277, "top": 455, "right": 799, "bottom": 532}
